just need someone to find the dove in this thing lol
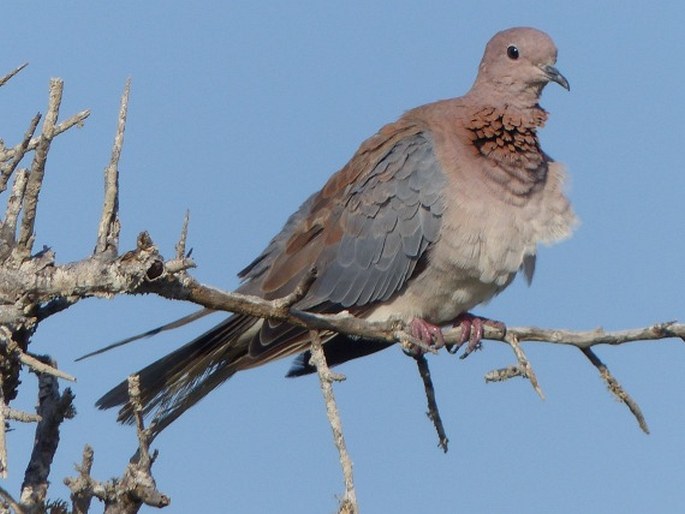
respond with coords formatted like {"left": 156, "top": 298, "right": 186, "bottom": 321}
{"left": 96, "top": 27, "right": 577, "bottom": 435}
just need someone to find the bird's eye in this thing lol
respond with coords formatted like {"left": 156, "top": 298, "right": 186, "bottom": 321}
{"left": 507, "top": 45, "right": 519, "bottom": 60}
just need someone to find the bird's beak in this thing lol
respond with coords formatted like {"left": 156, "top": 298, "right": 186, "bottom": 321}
{"left": 541, "top": 64, "right": 570, "bottom": 91}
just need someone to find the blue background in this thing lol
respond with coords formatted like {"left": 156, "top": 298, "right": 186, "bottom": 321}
{"left": 2, "top": 2, "right": 684, "bottom": 512}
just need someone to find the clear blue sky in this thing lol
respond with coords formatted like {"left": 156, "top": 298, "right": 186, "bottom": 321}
{"left": 2, "top": 2, "right": 685, "bottom": 512}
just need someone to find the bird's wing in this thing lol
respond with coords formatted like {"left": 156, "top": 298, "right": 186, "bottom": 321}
{"left": 237, "top": 122, "right": 446, "bottom": 359}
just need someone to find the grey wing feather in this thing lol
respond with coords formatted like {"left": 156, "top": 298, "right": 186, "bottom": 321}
{"left": 305, "top": 133, "right": 446, "bottom": 308}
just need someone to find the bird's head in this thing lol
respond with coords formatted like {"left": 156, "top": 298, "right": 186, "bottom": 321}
{"left": 471, "top": 27, "right": 569, "bottom": 107}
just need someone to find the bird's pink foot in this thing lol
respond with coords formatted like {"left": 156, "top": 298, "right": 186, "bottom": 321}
{"left": 447, "top": 312, "right": 505, "bottom": 358}
{"left": 406, "top": 317, "right": 445, "bottom": 355}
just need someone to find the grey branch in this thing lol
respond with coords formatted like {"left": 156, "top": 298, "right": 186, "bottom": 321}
{"left": 309, "top": 331, "right": 358, "bottom": 514}
{"left": 0, "top": 114, "right": 40, "bottom": 194}
{"left": 414, "top": 354, "right": 449, "bottom": 452}
{"left": 95, "top": 79, "right": 130, "bottom": 255}
{"left": 580, "top": 347, "right": 649, "bottom": 434}
{"left": 141, "top": 270, "right": 678, "bottom": 435}
{"left": 15, "top": 79, "right": 62, "bottom": 257}
{"left": 20, "top": 357, "right": 75, "bottom": 510}
{"left": 142, "top": 269, "right": 685, "bottom": 351}
{"left": 64, "top": 378, "right": 169, "bottom": 513}
{"left": 174, "top": 210, "right": 190, "bottom": 260}
{"left": 0, "top": 63, "right": 28, "bottom": 88}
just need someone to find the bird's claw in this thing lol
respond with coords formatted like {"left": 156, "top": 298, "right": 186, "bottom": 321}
{"left": 404, "top": 318, "right": 445, "bottom": 356}
{"left": 446, "top": 312, "right": 505, "bottom": 359}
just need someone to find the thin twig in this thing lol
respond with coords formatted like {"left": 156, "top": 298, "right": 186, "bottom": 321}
{"left": 501, "top": 322, "right": 684, "bottom": 349}
{"left": 0, "top": 113, "right": 41, "bottom": 194}
{"left": 128, "top": 375, "right": 152, "bottom": 465}
{"left": 308, "top": 330, "right": 357, "bottom": 514}
{"left": 0, "top": 484, "right": 24, "bottom": 514}
{"left": 504, "top": 332, "right": 544, "bottom": 399}
{"left": 414, "top": 355, "right": 449, "bottom": 452}
{"left": 162, "top": 258, "right": 195, "bottom": 275}
{"left": 272, "top": 266, "right": 318, "bottom": 312}
{"left": 4, "top": 407, "right": 41, "bottom": 423}
{"left": 0, "top": 374, "right": 7, "bottom": 479}
{"left": 95, "top": 79, "right": 130, "bottom": 255}
{"left": 7, "top": 109, "right": 90, "bottom": 160}
{"left": 484, "top": 365, "right": 526, "bottom": 383}
{"left": 4, "top": 169, "right": 29, "bottom": 235}
{"left": 68, "top": 445, "right": 96, "bottom": 514}
{"left": 581, "top": 347, "right": 649, "bottom": 434}
{"left": 19, "top": 352, "right": 76, "bottom": 382}
{"left": 175, "top": 210, "right": 190, "bottom": 260}
{"left": 16, "top": 79, "right": 63, "bottom": 256}
{"left": 121, "top": 375, "right": 170, "bottom": 509}
{"left": 21, "top": 356, "right": 76, "bottom": 509}
{"left": 0, "top": 63, "right": 28, "bottom": 88}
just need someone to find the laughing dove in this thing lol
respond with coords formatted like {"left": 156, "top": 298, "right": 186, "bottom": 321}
{"left": 97, "top": 27, "right": 577, "bottom": 434}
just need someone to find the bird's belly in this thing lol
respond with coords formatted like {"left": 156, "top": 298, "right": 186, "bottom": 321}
{"left": 366, "top": 200, "right": 533, "bottom": 325}
{"left": 365, "top": 265, "right": 512, "bottom": 325}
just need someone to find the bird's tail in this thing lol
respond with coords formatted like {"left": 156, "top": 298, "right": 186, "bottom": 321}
{"left": 96, "top": 313, "right": 260, "bottom": 436}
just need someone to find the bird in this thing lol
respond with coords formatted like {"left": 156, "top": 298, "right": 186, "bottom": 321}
{"left": 96, "top": 27, "right": 577, "bottom": 436}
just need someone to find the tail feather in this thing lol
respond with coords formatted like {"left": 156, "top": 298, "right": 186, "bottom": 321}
{"left": 97, "top": 310, "right": 390, "bottom": 437}
{"left": 96, "top": 313, "right": 259, "bottom": 434}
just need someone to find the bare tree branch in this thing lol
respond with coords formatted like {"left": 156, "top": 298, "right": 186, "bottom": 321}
{"left": 67, "top": 445, "right": 97, "bottom": 514}
{"left": 580, "top": 347, "right": 649, "bottom": 434}
{"left": 174, "top": 210, "right": 190, "bottom": 260}
{"left": 95, "top": 79, "right": 130, "bottom": 255}
{"left": 18, "top": 352, "right": 76, "bottom": 382}
{"left": 414, "top": 354, "right": 449, "bottom": 452}
{"left": 4, "top": 408, "right": 40, "bottom": 424}
{"left": 3, "top": 169, "right": 29, "bottom": 244}
{"left": 140, "top": 269, "right": 685, "bottom": 353}
{"left": 0, "top": 374, "right": 9, "bottom": 479}
{"left": 504, "top": 332, "right": 544, "bottom": 399}
{"left": 309, "top": 330, "right": 357, "bottom": 514}
{"left": 20, "top": 356, "right": 75, "bottom": 510}
{"left": 64, "top": 378, "right": 170, "bottom": 514}
{"left": 16, "top": 79, "right": 63, "bottom": 257}
{"left": 0, "top": 63, "right": 28, "bottom": 88}
{"left": 0, "top": 115, "right": 40, "bottom": 194}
